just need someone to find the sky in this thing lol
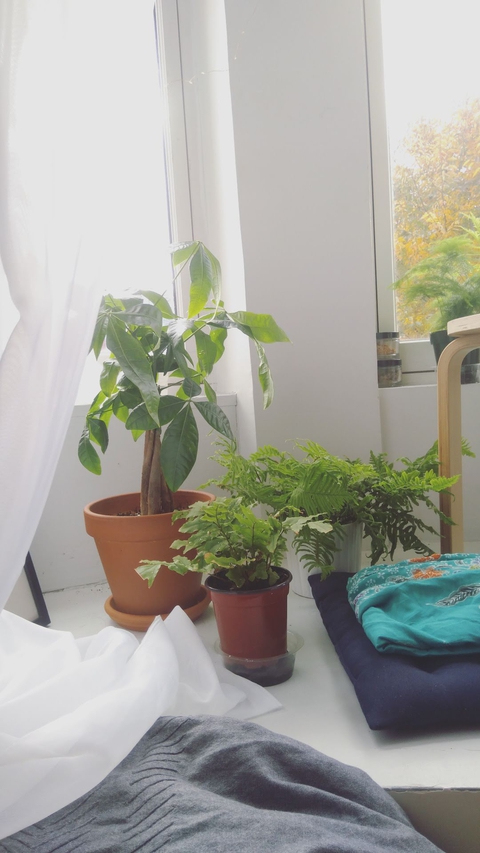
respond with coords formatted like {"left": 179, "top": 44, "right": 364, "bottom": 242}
{"left": 381, "top": 0, "right": 480, "bottom": 151}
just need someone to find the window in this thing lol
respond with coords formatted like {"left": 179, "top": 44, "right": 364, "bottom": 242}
{"left": 367, "top": 0, "right": 480, "bottom": 377}
{"left": 77, "top": 0, "right": 184, "bottom": 405}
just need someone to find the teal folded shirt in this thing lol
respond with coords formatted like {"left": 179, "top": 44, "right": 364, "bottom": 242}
{"left": 347, "top": 553, "right": 480, "bottom": 655}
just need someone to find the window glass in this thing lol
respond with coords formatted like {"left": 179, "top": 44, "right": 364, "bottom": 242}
{"left": 76, "top": 4, "right": 175, "bottom": 405}
{"left": 381, "top": 0, "right": 480, "bottom": 340}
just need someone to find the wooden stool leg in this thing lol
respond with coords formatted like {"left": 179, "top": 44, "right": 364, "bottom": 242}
{"left": 437, "top": 334, "right": 480, "bottom": 552}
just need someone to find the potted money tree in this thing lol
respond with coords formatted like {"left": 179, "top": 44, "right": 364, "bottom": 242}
{"left": 79, "top": 242, "right": 289, "bottom": 629}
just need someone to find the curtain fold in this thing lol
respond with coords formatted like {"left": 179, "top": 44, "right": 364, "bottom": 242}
{"left": 0, "top": 607, "right": 281, "bottom": 839}
{"left": 0, "top": 2, "right": 267, "bottom": 836}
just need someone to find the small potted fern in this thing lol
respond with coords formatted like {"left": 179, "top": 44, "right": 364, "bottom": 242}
{"left": 136, "top": 497, "right": 329, "bottom": 683}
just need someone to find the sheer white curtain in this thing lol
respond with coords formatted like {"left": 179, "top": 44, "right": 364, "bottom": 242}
{"left": 0, "top": 4, "right": 280, "bottom": 839}
{"left": 0, "top": 0, "right": 170, "bottom": 608}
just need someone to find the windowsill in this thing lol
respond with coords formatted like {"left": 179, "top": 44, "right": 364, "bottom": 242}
{"left": 378, "top": 378, "right": 436, "bottom": 391}
{"left": 73, "top": 391, "right": 237, "bottom": 414}
{"left": 74, "top": 352, "right": 237, "bottom": 410}
{"left": 44, "top": 578, "right": 480, "bottom": 790}
{"left": 43, "top": 578, "right": 480, "bottom": 853}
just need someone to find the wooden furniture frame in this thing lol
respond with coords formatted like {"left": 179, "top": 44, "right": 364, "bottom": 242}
{"left": 437, "top": 330, "right": 480, "bottom": 552}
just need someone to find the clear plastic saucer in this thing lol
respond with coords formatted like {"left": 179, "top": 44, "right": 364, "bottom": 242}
{"left": 214, "top": 631, "right": 304, "bottom": 686}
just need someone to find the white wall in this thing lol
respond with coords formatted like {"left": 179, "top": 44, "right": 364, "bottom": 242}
{"left": 30, "top": 0, "right": 480, "bottom": 591}
{"left": 380, "top": 385, "right": 480, "bottom": 549}
{"left": 223, "top": 0, "right": 383, "bottom": 459}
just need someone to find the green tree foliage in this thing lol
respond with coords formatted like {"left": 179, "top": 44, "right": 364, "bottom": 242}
{"left": 393, "top": 99, "right": 480, "bottom": 337}
{"left": 394, "top": 215, "right": 480, "bottom": 332}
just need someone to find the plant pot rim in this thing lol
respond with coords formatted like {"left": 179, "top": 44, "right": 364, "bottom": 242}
{"left": 205, "top": 568, "right": 292, "bottom": 595}
{"left": 84, "top": 489, "right": 215, "bottom": 519}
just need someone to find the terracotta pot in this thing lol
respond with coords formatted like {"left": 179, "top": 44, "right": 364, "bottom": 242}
{"left": 84, "top": 490, "right": 214, "bottom": 619}
{"left": 205, "top": 568, "right": 292, "bottom": 659}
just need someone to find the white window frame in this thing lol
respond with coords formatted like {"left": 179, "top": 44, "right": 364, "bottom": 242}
{"left": 76, "top": 2, "right": 192, "bottom": 406}
{"left": 364, "top": 0, "right": 436, "bottom": 380}
{"left": 154, "top": 0, "right": 195, "bottom": 318}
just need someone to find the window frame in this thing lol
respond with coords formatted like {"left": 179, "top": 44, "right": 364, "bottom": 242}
{"left": 364, "top": 0, "right": 436, "bottom": 380}
{"left": 154, "top": 0, "right": 195, "bottom": 318}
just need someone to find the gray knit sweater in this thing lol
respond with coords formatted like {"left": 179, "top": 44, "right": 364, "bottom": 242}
{"left": 1, "top": 715, "right": 444, "bottom": 852}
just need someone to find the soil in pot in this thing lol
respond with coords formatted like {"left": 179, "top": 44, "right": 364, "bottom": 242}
{"left": 84, "top": 489, "right": 214, "bottom": 626}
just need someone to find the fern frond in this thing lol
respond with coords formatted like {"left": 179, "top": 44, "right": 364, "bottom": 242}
{"left": 292, "top": 527, "right": 337, "bottom": 578}
{"left": 288, "top": 463, "right": 349, "bottom": 516}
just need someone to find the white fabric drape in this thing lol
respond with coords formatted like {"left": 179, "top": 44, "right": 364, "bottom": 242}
{"left": 0, "top": 607, "right": 281, "bottom": 839}
{"left": 0, "top": 2, "right": 283, "bottom": 841}
{"left": 0, "top": 0, "right": 171, "bottom": 607}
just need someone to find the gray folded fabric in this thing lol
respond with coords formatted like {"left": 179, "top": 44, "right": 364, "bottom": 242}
{"left": 0, "top": 715, "right": 444, "bottom": 853}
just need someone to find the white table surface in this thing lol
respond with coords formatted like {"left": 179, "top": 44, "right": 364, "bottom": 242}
{"left": 44, "top": 581, "right": 480, "bottom": 853}
{"left": 45, "top": 581, "right": 480, "bottom": 792}
{"left": 195, "top": 589, "right": 480, "bottom": 793}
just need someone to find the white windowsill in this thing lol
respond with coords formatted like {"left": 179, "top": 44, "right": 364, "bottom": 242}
{"left": 43, "top": 578, "right": 480, "bottom": 853}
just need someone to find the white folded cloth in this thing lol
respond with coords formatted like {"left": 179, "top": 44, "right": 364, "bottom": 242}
{"left": 0, "top": 606, "right": 281, "bottom": 839}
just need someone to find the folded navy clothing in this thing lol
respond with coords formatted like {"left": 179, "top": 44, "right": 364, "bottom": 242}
{"left": 310, "top": 572, "right": 480, "bottom": 730}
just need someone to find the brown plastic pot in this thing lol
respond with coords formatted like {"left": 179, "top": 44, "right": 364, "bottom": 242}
{"left": 205, "top": 568, "right": 292, "bottom": 659}
{"left": 84, "top": 490, "right": 214, "bottom": 620}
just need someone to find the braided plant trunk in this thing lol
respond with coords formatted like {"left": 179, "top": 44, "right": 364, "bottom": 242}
{"left": 140, "top": 429, "right": 174, "bottom": 515}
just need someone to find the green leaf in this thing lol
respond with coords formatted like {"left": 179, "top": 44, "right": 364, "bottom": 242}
{"left": 194, "top": 400, "right": 235, "bottom": 441}
{"left": 284, "top": 516, "right": 332, "bottom": 536}
{"left": 78, "top": 429, "right": 102, "bottom": 474}
{"left": 88, "top": 417, "right": 109, "bottom": 453}
{"left": 168, "top": 318, "right": 195, "bottom": 345}
{"left": 289, "top": 466, "right": 349, "bottom": 516}
{"left": 111, "top": 303, "right": 164, "bottom": 338}
{"left": 254, "top": 340, "right": 274, "bottom": 408}
{"left": 125, "top": 403, "right": 159, "bottom": 431}
{"left": 135, "top": 560, "right": 163, "bottom": 588}
{"left": 181, "top": 377, "right": 202, "bottom": 398}
{"left": 88, "top": 391, "right": 115, "bottom": 426}
{"left": 161, "top": 405, "right": 199, "bottom": 492}
{"left": 112, "top": 394, "right": 130, "bottom": 423}
{"left": 100, "top": 361, "right": 120, "bottom": 397}
{"left": 106, "top": 316, "right": 160, "bottom": 425}
{"left": 171, "top": 241, "right": 199, "bottom": 267}
{"left": 195, "top": 329, "right": 218, "bottom": 375}
{"left": 188, "top": 244, "right": 216, "bottom": 318}
{"left": 115, "top": 297, "right": 143, "bottom": 311}
{"left": 138, "top": 291, "right": 177, "bottom": 319}
{"left": 86, "top": 390, "right": 107, "bottom": 416}
{"left": 203, "top": 379, "right": 217, "bottom": 403}
{"left": 90, "top": 311, "right": 109, "bottom": 359}
{"left": 203, "top": 247, "right": 221, "bottom": 304}
{"left": 164, "top": 555, "right": 196, "bottom": 575}
{"left": 210, "top": 327, "right": 227, "bottom": 363}
{"left": 229, "top": 311, "right": 290, "bottom": 343}
{"left": 119, "top": 386, "right": 143, "bottom": 409}
{"left": 158, "top": 395, "right": 186, "bottom": 425}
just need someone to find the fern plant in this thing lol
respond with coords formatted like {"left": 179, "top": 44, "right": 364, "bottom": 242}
{"left": 206, "top": 439, "right": 462, "bottom": 569}
{"left": 135, "top": 497, "right": 332, "bottom": 590}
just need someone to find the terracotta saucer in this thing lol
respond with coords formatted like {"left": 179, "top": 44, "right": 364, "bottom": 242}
{"left": 104, "top": 585, "right": 211, "bottom": 631}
